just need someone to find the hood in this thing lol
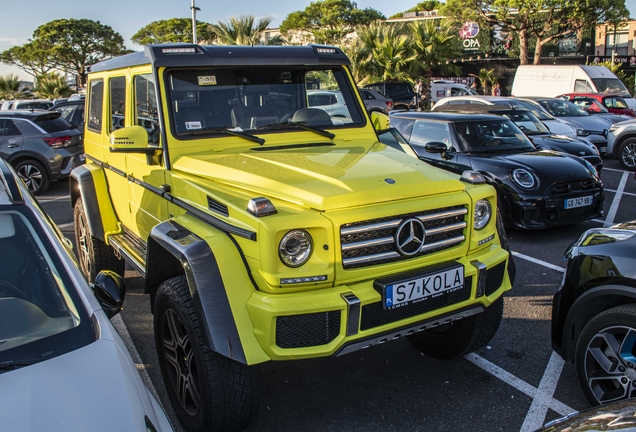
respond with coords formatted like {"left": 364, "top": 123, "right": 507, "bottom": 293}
{"left": 172, "top": 140, "right": 465, "bottom": 211}
{"left": 593, "top": 113, "right": 633, "bottom": 124}
{"left": 530, "top": 135, "right": 596, "bottom": 156}
{"left": 0, "top": 339, "right": 151, "bottom": 431}
{"left": 560, "top": 116, "right": 611, "bottom": 132}
{"left": 542, "top": 119, "right": 576, "bottom": 136}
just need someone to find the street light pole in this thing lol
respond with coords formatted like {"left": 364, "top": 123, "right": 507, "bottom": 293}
{"left": 191, "top": 0, "right": 200, "bottom": 44}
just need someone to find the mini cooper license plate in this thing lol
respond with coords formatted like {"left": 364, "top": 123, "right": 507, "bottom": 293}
{"left": 382, "top": 265, "right": 464, "bottom": 310}
{"left": 564, "top": 196, "right": 593, "bottom": 209}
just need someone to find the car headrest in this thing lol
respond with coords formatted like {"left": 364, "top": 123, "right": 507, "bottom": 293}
{"left": 0, "top": 214, "right": 15, "bottom": 239}
{"left": 244, "top": 85, "right": 270, "bottom": 96}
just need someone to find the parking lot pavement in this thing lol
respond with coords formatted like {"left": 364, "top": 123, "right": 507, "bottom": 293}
{"left": 38, "top": 158, "right": 635, "bottom": 432}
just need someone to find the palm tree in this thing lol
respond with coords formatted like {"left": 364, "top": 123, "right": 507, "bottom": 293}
{"left": 210, "top": 15, "right": 282, "bottom": 46}
{"left": 409, "top": 20, "right": 461, "bottom": 109}
{"left": 358, "top": 24, "right": 416, "bottom": 83}
{"left": 469, "top": 68, "right": 495, "bottom": 95}
{"left": 34, "top": 72, "right": 72, "bottom": 100}
{"left": 0, "top": 73, "right": 27, "bottom": 100}
{"left": 340, "top": 38, "right": 372, "bottom": 86}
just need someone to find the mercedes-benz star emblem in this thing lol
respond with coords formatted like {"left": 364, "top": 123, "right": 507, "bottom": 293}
{"left": 395, "top": 218, "right": 426, "bottom": 256}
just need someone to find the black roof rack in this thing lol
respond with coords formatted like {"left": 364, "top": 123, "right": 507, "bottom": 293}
{"left": 0, "top": 158, "right": 24, "bottom": 205}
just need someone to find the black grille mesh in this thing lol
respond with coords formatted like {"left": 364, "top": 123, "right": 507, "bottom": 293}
{"left": 341, "top": 206, "right": 466, "bottom": 269}
{"left": 276, "top": 311, "right": 341, "bottom": 348}
{"left": 360, "top": 276, "right": 472, "bottom": 330}
{"left": 485, "top": 262, "right": 506, "bottom": 296}
{"left": 582, "top": 156, "right": 602, "bottom": 167}
{"left": 548, "top": 180, "right": 598, "bottom": 195}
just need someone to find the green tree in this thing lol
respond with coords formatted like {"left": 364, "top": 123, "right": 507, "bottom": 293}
{"left": 34, "top": 72, "right": 72, "bottom": 99}
{"left": 280, "top": 0, "right": 385, "bottom": 45}
{"left": 361, "top": 24, "right": 416, "bottom": 83}
{"left": 390, "top": 0, "right": 443, "bottom": 19}
{"left": 0, "top": 73, "right": 28, "bottom": 100}
{"left": 210, "top": 15, "right": 283, "bottom": 46}
{"left": 442, "top": 0, "right": 629, "bottom": 65}
{"left": 0, "top": 40, "right": 56, "bottom": 79}
{"left": 132, "top": 18, "right": 215, "bottom": 45}
{"left": 33, "top": 18, "right": 130, "bottom": 86}
{"left": 469, "top": 68, "right": 495, "bottom": 95}
{"left": 409, "top": 20, "right": 461, "bottom": 108}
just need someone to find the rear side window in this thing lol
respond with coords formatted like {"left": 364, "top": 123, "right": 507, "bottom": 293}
{"left": 0, "top": 119, "right": 22, "bottom": 136}
{"left": 386, "top": 83, "right": 412, "bottom": 97}
{"left": 88, "top": 79, "right": 104, "bottom": 133}
{"left": 605, "top": 97, "right": 627, "bottom": 109}
{"left": 16, "top": 102, "right": 53, "bottom": 110}
{"left": 110, "top": 76, "right": 126, "bottom": 132}
{"left": 35, "top": 117, "right": 74, "bottom": 133}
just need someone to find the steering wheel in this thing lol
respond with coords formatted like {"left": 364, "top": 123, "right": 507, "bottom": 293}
{"left": 0, "top": 280, "right": 28, "bottom": 301}
{"left": 518, "top": 125, "right": 528, "bottom": 132}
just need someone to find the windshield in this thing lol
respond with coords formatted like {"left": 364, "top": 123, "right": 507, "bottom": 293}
{"left": 592, "top": 78, "right": 631, "bottom": 97}
{"left": 570, "top": 98, "right": 610, "bottom": 113}
{"left": 538, "top": 99, "right": 587, "bottom": 117}
{"left": 503, "top": 111, "right": 551, "bottom": 135}
{"left": 167, "top": 66, "right": 364, "bottom": 138}
{"left": 453, "top": 119, "right": 535, "bottom": 152}
{"left": 0, "top": 210, "right": 92, "bottom": 368}
{"left": 510, "top": 100, "right": 555, "bottom": 120}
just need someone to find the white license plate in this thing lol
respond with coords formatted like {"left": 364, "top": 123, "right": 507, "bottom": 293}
{"left": 599, "top": 146, "right": 607, "bottom": 153}
{"left": 78, "top": 154, "right": 86, "bottom": 162}
{"left": 564, "top": 195, "right": 593, "bottom": 209}
{"left": 384, "top": 266, "right": 464, "bottom": 310}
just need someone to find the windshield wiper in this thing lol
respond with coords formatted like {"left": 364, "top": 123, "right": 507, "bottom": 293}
{"left": 0, "top": 359, "right": 42, "bottom": 372}
{"left": 257, "top": 121, "right": 335, "bottom": 140}
{"left": 179, "top": 127, "right": 265, "bottom": 145}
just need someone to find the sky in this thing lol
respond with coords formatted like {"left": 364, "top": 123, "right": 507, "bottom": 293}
{"left": 2, "top": 0, "right": 636, "bottom": 81}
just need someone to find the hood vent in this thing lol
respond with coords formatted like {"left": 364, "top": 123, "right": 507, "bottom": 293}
{"left": 207, "top": 196, "right": 229, "bottom": 216}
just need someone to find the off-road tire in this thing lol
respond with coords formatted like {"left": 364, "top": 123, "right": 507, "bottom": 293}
{"left": 407, "top": 297, "right": 504, "bottom": 359}
{"left": 14, "top": 159, "right": 50, "bottom": 195}
{"left": 154, "top": 275, "right": 261, "bottom": 432}
{"left": 575, "top": 304, "right": 636, "bottom": 406}
{"left": 616, "top": 137, "right": 636, "bottom": 170}
{"left": 74, "top": 198, "right": 125, "bottom": 282}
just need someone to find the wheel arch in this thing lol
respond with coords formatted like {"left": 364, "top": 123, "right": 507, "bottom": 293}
{"left": 613, "top": 133, "right": 636, "bottom": 158}
{"left": 70, "top": 164, "right": 120, "bottom": 242}
{"left": 6, "top": 151, "right": 53, "bottom": 177}
{"left": 560, "top": 284, "right": 636, "bottom": 362}
{"left": 147, "top": 220, "right": 268, "bottom": 365}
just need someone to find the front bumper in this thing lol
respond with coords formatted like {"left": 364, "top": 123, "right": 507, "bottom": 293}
{"left": 578, "top": 134, "right": 608, "bottom": 155}
{"left": 246, "top": 244, "right": 510, "bottom": 361}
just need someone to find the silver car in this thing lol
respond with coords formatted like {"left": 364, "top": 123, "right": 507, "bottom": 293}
{"left": 358, "top": 88, "right": 394, "bottom": 114}
{"left": 0, "top": 159, "right": 172, "bottom": 432}
{"left": 607, "top": 119, "right": 636, "bottom": 170}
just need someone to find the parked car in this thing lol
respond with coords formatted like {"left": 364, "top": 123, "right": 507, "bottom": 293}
{"left": 430, "top": 80, "right": 478, "bottom": 103}
{"left": 557, "top": 92, "right": 635, "bottom": 117}
{"left": 388, "top": 111, "right": 604, "bottom": 229}
{"left": 363, "top": 81, "right": 415, "bottom": 109}
{"left": 49, "top": 99, "right": 85, "bottom": 128}
{"left": 7, "top": 100, "right": 54, "bottom": 110}
{"left": 432, "top": 95, "right": 579, "bottom": 139}
{"left": 539, "top": 399, "right": 636, "bottom": 431}
{"left": 0, "top": 101, "right": 15, "bottom": 110}
{"left": 306, "top": 89, "right": 352, "bottom": 120}
{"left": 358, "top": 88, "right": 393, "bottom": 114}
{"left": 519, "top": 97, "right": 614, "bottom": 154}
{"left": 607, "top": 119, "right": 636, "bottom": 170}
{"left": 433, "top": 104, "right": 603, "bottom": 174}
{"left": 551, "top": 220, "right": 636, "bottom": 406}
{"left": 0, "top": 110, "right": 84, "bottom": 194}
{"left": 0, "top": 158, "right": 172, "bottom": 431}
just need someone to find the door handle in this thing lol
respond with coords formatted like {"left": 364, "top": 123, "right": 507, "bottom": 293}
{"left": 7, "top": 145, "right": 19, "bottom": 148}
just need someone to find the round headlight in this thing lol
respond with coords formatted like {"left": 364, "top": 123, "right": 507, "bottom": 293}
{"left": 512, "top": 168, "right": 536, "bottom": 189}
{"left": 474, "top": 199, "right": 492, "bottom": 230}
{"left": 279, "top": 230, "right": 313, "bottom": 267}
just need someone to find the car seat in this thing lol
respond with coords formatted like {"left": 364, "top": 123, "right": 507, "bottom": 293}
{"left": 291, "top": 108, "right": 333, "bottom": 126}
{"left": 231, "top": 85, "right": 286, "bottom": 129}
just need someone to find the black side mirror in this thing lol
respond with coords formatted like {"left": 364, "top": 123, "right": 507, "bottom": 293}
{"left": 424, "top": 141, "right": 449, "bottom": 153}
{"left": 92, "top": 270, "right": 126, "bottom": 319}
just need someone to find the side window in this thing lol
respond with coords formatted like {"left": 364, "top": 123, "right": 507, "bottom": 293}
{"left": 87, "top": 79, "right": 104, "bottom": 133}
{"left": 4, "top": 120, "right": 21, "bottom": 136}
{"left": 109, "top": 76, "right": 127, "bottom": 132}
{"left": 574, "top": 79, "right": 593, "bottom": 92}
{"left": 134, "top": 74, "right": 160, "bottom": 146}
{"left": 57, "top": 106, "right": 76, "bottom": 124}
{"left": 0, "top": 120, "right": 5, "bottom": 136}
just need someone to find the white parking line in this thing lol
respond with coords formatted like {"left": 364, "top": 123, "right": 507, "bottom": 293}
{"left": 464, "top": 353, "right": 574, "bottom": 416}
{"left": 605, "top": 188, "right": 636, "bottom": 198}
{"left": 604, "top": 171, "right": 629, "bottom": 227}
{"left": 520, "top": 352, "right": 566, "bottom": 432}
{"left": 511, "top": 252, "right": 565, "bottom": 273}
{"left": 57, "top": 222, "right": 73, "bottom": 229}
{"left": 603, "top": 167, "right": 632, "bottom": 173}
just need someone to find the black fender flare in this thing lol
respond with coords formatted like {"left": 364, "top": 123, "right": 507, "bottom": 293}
{"left": 69, "top": 165, "right": 105, "bottom": 241}
{"left": 147, "top": 220, "right": 247, "bottom": 364}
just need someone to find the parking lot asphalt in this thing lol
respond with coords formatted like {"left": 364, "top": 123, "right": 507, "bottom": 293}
{"left": 41, "top": 159, "right": 636, "bottom": 432}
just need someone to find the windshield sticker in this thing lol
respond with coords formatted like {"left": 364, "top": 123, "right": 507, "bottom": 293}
{"left": 197, "top": 75, "right": 217, "bottom": 86}
{"left": 185, "top": 121, "right": 202, "bottom": 130}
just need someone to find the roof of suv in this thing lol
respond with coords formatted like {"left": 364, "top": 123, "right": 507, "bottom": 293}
{"left": 0, "top": 109, "right": 62, "bottom": 121}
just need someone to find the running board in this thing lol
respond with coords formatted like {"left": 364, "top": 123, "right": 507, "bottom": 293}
{"left": 109, "top": 234, "right": 147, "bottom": 277}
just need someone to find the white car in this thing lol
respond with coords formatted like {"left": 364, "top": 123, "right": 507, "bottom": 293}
{"left": 433, "top": 95, "right": 578, "bottom": 139}
{"left": 608, "top": 119, "right": 636, "bottom": 170}
{"left": 307, "top": 90, "right": 352, "bottom": 120}
{"left": 0, "top": 159, "right": 172, "bottom": 432}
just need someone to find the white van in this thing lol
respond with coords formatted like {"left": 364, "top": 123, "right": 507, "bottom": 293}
{"left": 511, "top": 65, "right": 636, "bottom": 110}
{"left": 430, "top": 80, "right": 478, "bottom": 103}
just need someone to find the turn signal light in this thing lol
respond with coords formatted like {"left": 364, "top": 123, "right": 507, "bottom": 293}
{"left": 43, "top": 136, "right": 71, "bottom": 149}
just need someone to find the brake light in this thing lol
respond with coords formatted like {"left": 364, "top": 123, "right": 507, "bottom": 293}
{"left": 43, "top": 135, "right": 72, "bottom": 148}
{"left": 385, "top": 101, "right": 394, "bottom": 108}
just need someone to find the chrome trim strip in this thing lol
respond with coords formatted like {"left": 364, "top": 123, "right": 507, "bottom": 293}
{"left": 418, "top": 235, "right": 465, "bottom": 253}
{"left": 341, "top": 219, "right": 401, "bottom": 235}
{"left": 471, "top": 260, "right": 487, "bottom": 297}
{"left": 343, "top": 251, "right": 400, "bottom": 266}
{"left": 341, "top": 236, "right": 394, "bottom": 251}
{"left": 341, "top": 293, "right": 361, "bottom": 336}
{"left": 109, "top": 237, "right": 146, "bottom": 277}
{"left": 334, "top": 305, "right": 485, "bottom": 357}
{"left": 418, "top": 208, "right": 468, "bottom": 222}
{"left": 425, "top": 221, "right": 467, "bottom": 235}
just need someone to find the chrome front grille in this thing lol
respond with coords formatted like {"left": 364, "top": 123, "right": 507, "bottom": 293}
{"left": 340, "top": 206, "right": 467, "bottom": 269}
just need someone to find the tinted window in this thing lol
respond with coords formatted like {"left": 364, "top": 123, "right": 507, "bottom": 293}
{"left": 110, "top": 76, "right": 126, "bottom": 132}
{"left": 386, "top": 83, "right": 411, "bottom": 97}
{"left": 454, "top": 120, "right": 534, "bottom": 152}
{"left": 411, "top": 120, "right": 453, "bottom": 148}
{"left": 35, "top": 117, "right": 74, "bottom": 133}
{"left": 591, "top": 78, "right": 630, "bottom": 97}
{"left": 56, "top": 105, "right": 78, "bottom": 125}
{"left": 87, "top": 79, "right": 104, "bottom": 133}
{"left": 1, "top": 120, "right": 21, "bottom": 136}
{"left": 134, "top": 74, "right": 160, "bottom": 145}
{"left": 16, "top": 102, "right": 53, "bottom": 110}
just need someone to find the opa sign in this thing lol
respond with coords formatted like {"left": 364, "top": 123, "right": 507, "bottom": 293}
{"left": 459, "top": 22, "right": 480, "bottom": 51}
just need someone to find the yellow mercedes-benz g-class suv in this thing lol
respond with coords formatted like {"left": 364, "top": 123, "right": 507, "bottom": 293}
{"left": 71, "top": 44, "right": 513, "bottom": 432}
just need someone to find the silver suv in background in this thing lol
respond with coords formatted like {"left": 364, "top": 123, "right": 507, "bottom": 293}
{"left": 0, "top": 110, "right": 84, "bottom": 194}
{"left": 358, "top": 88, "right": 393, "bottom": 114}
